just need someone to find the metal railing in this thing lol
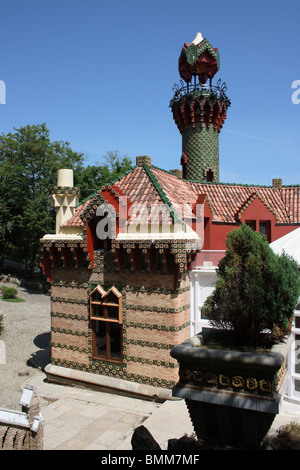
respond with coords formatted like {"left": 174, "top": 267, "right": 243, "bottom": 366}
{"left": 170, "top": 78, "right": 231, "bottom": 107}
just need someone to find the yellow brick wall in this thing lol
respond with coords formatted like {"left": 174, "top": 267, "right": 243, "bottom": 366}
{"left": 50, "top": 267, "right": 190, "bottom": 388}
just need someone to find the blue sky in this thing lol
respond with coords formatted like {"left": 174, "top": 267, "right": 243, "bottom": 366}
{"left": 1, "top": 0, "right": 300, "bottom": 186}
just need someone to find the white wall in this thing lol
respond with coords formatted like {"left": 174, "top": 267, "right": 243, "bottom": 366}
{"left": 189, "top": 268, "right": 217, "bottom": 337}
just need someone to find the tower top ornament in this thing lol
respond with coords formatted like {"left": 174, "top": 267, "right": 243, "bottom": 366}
{"left": 178, "top": 32, "right": 220, "bottom": 84}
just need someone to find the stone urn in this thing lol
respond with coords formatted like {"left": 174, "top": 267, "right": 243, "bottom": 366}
{"left": 170, "top": 329, "right": 292, "bottom": 449}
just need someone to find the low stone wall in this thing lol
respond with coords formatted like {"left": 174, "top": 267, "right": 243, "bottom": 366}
{"left": 0, "top": 385, "right": 43, "bottom": 450}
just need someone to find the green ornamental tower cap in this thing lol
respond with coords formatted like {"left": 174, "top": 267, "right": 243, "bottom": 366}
{"left": 179, "top": 32, "right": 220, "bottom": 84}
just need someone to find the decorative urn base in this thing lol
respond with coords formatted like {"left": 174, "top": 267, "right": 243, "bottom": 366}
{"left": 170, "top": 329, "right": 292, "bottom": 448}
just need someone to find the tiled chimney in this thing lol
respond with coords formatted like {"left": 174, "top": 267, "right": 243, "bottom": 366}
{"left": 136, "top": 156, "right": 151, "bottom": 167}
{"left": 272, "top": 178, "right": 282, "bottom": 189}
{"left": 169, "top": 169, "right": 183, "bottom": 179}
{"left": 50, "top": 169, "right": 80, "bottom": 234}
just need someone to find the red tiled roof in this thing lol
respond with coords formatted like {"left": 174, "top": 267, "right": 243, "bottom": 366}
{"left": 62, "top": 199, "right": 88, "bottom": 227}
{"left": 150, "top": 167, "right": 197, "bottom": 208}
{"left": 186, "top": 182, "right": 295, "bottom": 224}
{"left": 62, "top": 166, "right": 176, "bottom": 227}
{"left": 62, "top": 165, "right": 300, "bottom": 228}
{"left": 281, "top": 187, "right": 300, "bottom": 223}
{"left": 117, "top": 166, "right": 173, "bottom": 225}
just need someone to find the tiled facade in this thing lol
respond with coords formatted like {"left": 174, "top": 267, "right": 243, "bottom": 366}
{"left": 181, "top": 125, "right": 219, "bottom": 182}
{"left": 44, "top": 252, "right": 192, "bottom": 390}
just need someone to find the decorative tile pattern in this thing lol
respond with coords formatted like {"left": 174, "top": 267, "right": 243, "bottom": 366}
{"left": 179, "top": 37, "right": 220, "bottom": 83}
{"left": 181, "top": 125, "right": 219, "bottom": 182}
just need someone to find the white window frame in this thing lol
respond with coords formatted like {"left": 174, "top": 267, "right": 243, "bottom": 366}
{"left": 189, "top": 267, "right": 217, "bottom": 337}
{"left": 286, "top": 309, "right": 300, "bottom": 402}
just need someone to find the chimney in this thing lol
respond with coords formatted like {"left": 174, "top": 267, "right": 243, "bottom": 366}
{"left": 136, "top": 155, "right": 151, "bottom": 167}
{"left": 169, "top": 169, "right": 183, "bottom": 179}
{"left": 272, "top": 178, "right": 282, "bottom": 189}
{"left": 50, "top": 169, "right": 80, "bottom": 234}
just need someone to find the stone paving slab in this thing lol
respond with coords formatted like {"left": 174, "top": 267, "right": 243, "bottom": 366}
{"left": 21, "top": 371, "right": 170, "bottom": 450}
{"left": 21, "top": 370, "right": 300, "bottom": 451}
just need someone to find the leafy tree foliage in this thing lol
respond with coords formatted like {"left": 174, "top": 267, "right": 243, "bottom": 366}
{"left": 0, "top": 124, "right": 132, "bottom": 275}
{"left": 202, "top": 224, "right": 300, "bottom": 347}
{"left": 75, "top": 150, "right": 133, "bottom": 201}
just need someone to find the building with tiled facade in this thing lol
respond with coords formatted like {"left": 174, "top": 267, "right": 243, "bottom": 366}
{"left": 40, "top": 33, "right": 300, "bottom": 397}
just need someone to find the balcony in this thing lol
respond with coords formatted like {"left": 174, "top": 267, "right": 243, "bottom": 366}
{"left": 170, "top": 78, "right": 231, "bottom": 108}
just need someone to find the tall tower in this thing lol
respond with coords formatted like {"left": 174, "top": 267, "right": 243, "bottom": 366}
{"left": 170, "top": 33, "right": 230, "bottom": 182}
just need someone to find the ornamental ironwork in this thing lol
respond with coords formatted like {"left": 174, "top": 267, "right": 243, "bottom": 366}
{"left": 170, "top": 78, "right": 231, "bottom": 108}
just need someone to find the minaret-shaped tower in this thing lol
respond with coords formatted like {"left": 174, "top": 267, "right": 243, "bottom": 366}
{"left": 170, "top": 33, "right": 230, "bottom": 182}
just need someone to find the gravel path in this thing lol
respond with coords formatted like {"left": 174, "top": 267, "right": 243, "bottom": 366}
{"left": 0, "top": 283, "right": 51, "bottom": 410}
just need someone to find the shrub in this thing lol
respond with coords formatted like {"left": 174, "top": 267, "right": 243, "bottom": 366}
{"left": 0, "top": 314, "right": 3, "bottom": 336}
{"left": 1, "top": 286, "right": 12, "bottom": 295}
{"left": 202, "top": 224, "right": 300, "bottom": 347}
{"left": 2, "top": 287, "right": 18, "bottom": 299}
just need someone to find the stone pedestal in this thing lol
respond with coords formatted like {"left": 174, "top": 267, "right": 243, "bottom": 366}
{"left": 170, "top": 330, "right": 292, "bottom": 448}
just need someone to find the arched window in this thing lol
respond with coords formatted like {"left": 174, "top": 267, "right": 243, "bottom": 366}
{"left": 90, "top": 285, "right": 123, "bottom": 362}
{"left": 206, "top": 169, "right": 214, "bottom": 182}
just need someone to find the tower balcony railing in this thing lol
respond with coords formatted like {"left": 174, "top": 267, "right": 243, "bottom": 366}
{"left": 170, "top": 78, "right": 231, "bottom": 107}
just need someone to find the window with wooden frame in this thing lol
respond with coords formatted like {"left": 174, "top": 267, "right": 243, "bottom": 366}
{"left": 245, "top": 220, "right": 256, "bottom": 231}
{"left": 259, "top": 221, "right": 271, "bottom": 242}
{"left": 90, "top": 285, "right": 123, "bottom": 362}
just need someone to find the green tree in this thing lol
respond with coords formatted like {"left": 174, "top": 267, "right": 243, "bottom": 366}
{"left": 202, "top": 224, "right": 300, "bottom": 347}
{"left": 0, "top": 123, "right": 85, "bottom": 274}
{"left": 0, "top": 125, "right": 133, "bottom": 276}
{"left": 74, "top": 150, "right": 133, "bottom": 201}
